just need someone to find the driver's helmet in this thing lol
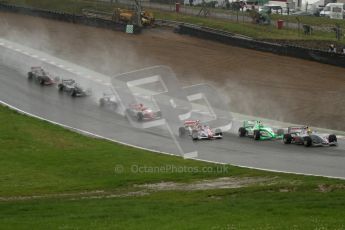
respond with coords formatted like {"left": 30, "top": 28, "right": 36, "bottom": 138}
{"left": 307, "top": 127, "right": 312, "bottom": 135}
{"left": 195, "top": 120, "right": 201, "bottom": 128}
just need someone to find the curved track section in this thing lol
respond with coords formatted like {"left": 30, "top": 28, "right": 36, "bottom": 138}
{"left": 1, "top": 65, "right": 345, "bottom": 179}
{"left": 1, "top": 40, "right": 345, "bottom": 179}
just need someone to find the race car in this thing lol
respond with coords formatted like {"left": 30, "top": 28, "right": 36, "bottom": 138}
{"left": 238, "top": 120, "right": 284, "bottom": 140}
{"left": 179, "top": 120, "right": 223, "bottom": 140}
{"left": 57, "top": 79, "right": 91, "bottom": 97}
{"left": 99, "top": 93, "right": 118, "bottom": 109}
{"left": 283, "top": 126, "right": 337, "bottom": 147}
{"left": 27, "top": 67, "right": 57, "bottom": 85}
{"left": 126, "top": 103, "right": 162, "bottom": 122}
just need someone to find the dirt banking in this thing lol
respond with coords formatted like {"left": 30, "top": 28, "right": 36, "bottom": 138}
{"left": 0, "top": 12, "right": 344, "bottom": 130}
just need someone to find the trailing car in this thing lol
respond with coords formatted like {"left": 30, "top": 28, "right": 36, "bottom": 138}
{"left": 283, "top": 126, "right": 337, "bottom": 147}
{"left": 99, "top": 92, "right": 118, "bottom": 110}
{"left": 238, "top": 120, "right": 284, "bottom": 140}
{"left": 57, "top": 79, "right": 91, "bottom": 97}
{"left": 126, "top": 103, "right": 162, "bottom": 122}
{"left": 179, "top": 120, "right": 223, "bottom": 141}
{"left": 27, "top": 67, "right": 57, "bottom": 85}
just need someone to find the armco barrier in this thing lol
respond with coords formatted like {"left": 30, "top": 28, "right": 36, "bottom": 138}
{"left": 177, "top": 24, "right": 345, "bottom": 68}
{"left": 0, "top": 3, "right": 141, "bottom": 34}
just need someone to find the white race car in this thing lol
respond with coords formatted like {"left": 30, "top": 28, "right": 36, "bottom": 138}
{"left": 179, "top": 120, "right": 223, "bottom": 140}
{"left": 283, "top": 126, "right": 337, "bottom": 147}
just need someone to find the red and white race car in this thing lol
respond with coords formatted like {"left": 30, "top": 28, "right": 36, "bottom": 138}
{"left": 126, "top": 103, "right": 162, "bottom": 122}
{"left": 179, "top": 120, "right": 223, "bottom": 140}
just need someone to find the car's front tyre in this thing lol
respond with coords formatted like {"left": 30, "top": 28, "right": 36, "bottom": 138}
{"left": 254, "top": 130, "right": 261, "bottom": 140}
{"left": 58, "top": 84, "right": 64, "bottom": 92}
{"left": 137, "top": 112, "right": 144, "bottom": 122}
{"left": 304, "top": 136, "right": 312, "bottom": 147}
{"left": 192, "top": 130, "right": 198, "bottom": 141}
{"left": 238, "top": 127, "right": 246, "bottom": 137}
{"left": 179, "top": 127, "right": 186, "bottom": 137}
{"left": 283, "top": 134, "right": 292, "bottom": 144}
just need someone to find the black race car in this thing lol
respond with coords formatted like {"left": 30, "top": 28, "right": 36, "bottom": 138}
{"left": 57, "top": 79, "right": 91, "bottom": 97}
{"left": 27, "top": 67, "right": 56, "bottom": 85}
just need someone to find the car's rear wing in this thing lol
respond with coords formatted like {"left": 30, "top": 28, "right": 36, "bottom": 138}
{"left": 244, "top": 120, "right": 257, "bottom": 127}
{"left": 288, "top": 126, "right": 307, "bottom": 134}
{"left": 61, "top": 79, "right": 75, "bottom": 83}
{"left": 31, "top": 66, "right": 42, "bottom": 70}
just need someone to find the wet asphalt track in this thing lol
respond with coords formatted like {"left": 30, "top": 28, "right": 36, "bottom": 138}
{"left": 1, "top": 64, "right": 345, "bottom": 179}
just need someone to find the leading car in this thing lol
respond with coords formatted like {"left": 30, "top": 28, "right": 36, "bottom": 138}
{"left": 283, "top": 126, "right": 337, "bottom": 147}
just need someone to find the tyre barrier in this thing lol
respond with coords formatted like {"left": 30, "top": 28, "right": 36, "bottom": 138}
{"left": 0, "top": 3, "right": 142, "bottom": 34}
{"left": 176, "top": 24, "right": 345, "bottom": 68}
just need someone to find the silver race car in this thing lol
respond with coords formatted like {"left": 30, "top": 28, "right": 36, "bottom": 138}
{"left": 179, "top": 120, "right": 223, "bottom": 141}
{"left": 283, "top": 126, "right": 337, "bottom": 147}
{"left": 99, "top": 92, "right": 118, "bottom": 110}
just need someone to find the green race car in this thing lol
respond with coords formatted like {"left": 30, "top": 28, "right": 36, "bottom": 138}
{"left": 238, "top": 120, "right": 284, "bottom": 140}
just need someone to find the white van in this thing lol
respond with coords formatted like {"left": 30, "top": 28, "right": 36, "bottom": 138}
{"left": 329, "top": 3, "right": 345, "bottom": 19}
{"left": 320, "top": 3, "right": 345, "bottom": 19}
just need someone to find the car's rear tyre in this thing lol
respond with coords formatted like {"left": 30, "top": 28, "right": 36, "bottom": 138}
{"left": 179, "top": 127, "right": 186, "bottom": 137}
{"left": 137, "top": 112, "right": 144, "bottom": 122}
{"left": 99, "top": 98, "right": 105, "bottom": 107}
{"left": 328, "top": 134, "right": 337, "bottom": 145}
{"left": 192, "top": 130, "right": 198, "bottom": 141}
{"left": 277, "top": 129, "right": 284, "bottom": 136}
{"left": 39, "top": 78, "right": 45, "bottom": 85}
{"left": 303, "top": 136, "right": 312, "bottom": 147}
{"left": 70, "top": 90, "right": 77, "bottom": 97}
{"left": 238, "top": 127, "right": 246, "bottom": 137}
{"left": 112, "top": 102, "right": 118, "bottom": 109}
{"left": 27, "top": 72, "right": 33, "bottom": 80}
{"left": 254, "top": 130, "right": 261, "bottom": 140}
{"left": 283, "top": 134, "right": 292, "bottom": 144}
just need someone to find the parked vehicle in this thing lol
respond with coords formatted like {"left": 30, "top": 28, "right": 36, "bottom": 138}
{"left": 259, "top": 5, "right": 283, "bottom": 14}
{"left": 320, "top": 3, "right": 345, "bottom": 19}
